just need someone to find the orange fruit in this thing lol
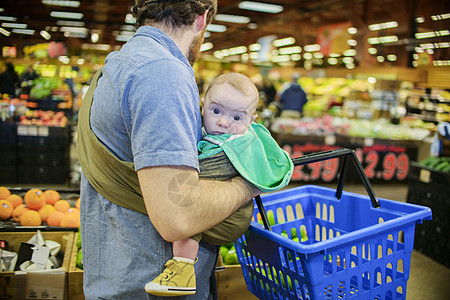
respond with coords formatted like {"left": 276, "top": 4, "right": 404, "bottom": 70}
{"left": 0, "top": 200, "right": 14, "bottom": 220}
{"left": 66, "top": 207, "right": 80, "bottom": 216}
{"left": 75, "top": 197, "right": 80, "bottom": 210}
{"left": 60, "top": 213, "right": 80, "bottom": 228}
{"left": 12, "top": 204, "right": 30, "bottom": 222}
{"left": 24, "top": 189, "right": 45, "bottom": 210}
{"left": 5, "top": 194, "right": 23, "bottom": 208}
{"left": 0, "top": 186, "right": 11, "bottom": 200}
{"left": 20, "top": 210, "right": 42, "bottom": 226}
{"left": 39, "top": 204, "right": 56, "bottom": 223}
{"left": 43, "top": 190, "right": 60, "bottom": 205}
{"left": 54, "top": 200, "right": 70, "bottom": 212}
{"left": 47, "top": 211, "right": 65, "bottom": 227}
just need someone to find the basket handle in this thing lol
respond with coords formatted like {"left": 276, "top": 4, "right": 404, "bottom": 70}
{"left": 255, "top": 148, "right": 380, "bottom": 231}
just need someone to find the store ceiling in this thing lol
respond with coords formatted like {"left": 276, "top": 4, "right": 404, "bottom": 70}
{"left": 1, "top": 0, "right": 449, "bottom": 61}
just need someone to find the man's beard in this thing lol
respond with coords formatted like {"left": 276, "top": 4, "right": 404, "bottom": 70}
{"left": 187, "top": 29, "right": 205, "bottom": 66}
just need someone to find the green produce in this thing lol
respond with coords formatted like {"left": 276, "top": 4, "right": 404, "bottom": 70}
{"left": 420, "top": 156, "right": 450, "bottom": 173}
{"left": 76, "top": 248, "right": 83, "bottom": 270}
{"left": 224, "top": 246, "right": 239, "bottom": 265}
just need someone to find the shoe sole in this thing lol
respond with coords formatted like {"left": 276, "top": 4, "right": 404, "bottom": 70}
{"left": 145, "top": 283, "right": 196, "bottom": 296}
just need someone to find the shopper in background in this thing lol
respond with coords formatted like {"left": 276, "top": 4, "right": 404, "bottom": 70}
{"left": 279, "top": 73, "right": 309, "bottom": 118}
{"left": 76, "top": 1, "right": 260, "bottom": 299}
{"left": 0, "top": 62, "right": 19, "bottom": 98}
{"left": 20, "top": 65, "right": 39, "bottom": 96}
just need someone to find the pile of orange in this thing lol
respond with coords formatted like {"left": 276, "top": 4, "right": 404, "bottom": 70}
{"left": 0, "top": 186, "right": 80, "bottom": 228}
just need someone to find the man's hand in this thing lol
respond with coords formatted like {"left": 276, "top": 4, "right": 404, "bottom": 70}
{"left": 137, "top": 165, "right": 259, "bottom": 242}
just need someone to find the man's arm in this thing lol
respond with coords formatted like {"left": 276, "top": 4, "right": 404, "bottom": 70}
{"left": 138, "top": 165, "right": 259, "bottom": 242}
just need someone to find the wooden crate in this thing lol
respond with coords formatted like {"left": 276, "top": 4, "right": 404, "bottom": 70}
{"left": 217, "top": 265, "right": 258, "bottom": 300}
{"left": 68, "top": 232, "right": 84, "bottom": 300}
{"left": 0, "top": 230, "right": 74, "bottom": 300}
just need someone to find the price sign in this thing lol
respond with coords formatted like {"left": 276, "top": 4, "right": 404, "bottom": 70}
{"left": 283, "top": 142, "right": 412, "bottom": 182}
{"left": 283, "top": 145, "right": 341, "bottom": 182}
{"left": 354, "top": 148, "right": 410, "bottom": 181}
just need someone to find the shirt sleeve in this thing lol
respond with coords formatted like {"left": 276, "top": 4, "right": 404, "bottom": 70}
{"left": 123, "top": 59, "right": 202, "bottom": 172}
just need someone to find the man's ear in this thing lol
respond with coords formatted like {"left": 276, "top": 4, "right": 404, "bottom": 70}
{"left": 196, "top": 12, "right": 208, "bottom": 32}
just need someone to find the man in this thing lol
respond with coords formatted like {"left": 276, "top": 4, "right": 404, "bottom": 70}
{"left": 76, "top": 0, "right": 259, "bottom": 299}
{"left": 279, "top": 73, "right": 309, "bottom": 118}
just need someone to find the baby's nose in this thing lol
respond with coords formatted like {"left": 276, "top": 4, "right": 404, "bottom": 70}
{"left": 217, "top": 117, "right": 229, "bottom": 128}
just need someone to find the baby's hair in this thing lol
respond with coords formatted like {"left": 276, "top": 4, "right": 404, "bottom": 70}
{"left": 205, "top": 73, "right": 259, "bottom": 105}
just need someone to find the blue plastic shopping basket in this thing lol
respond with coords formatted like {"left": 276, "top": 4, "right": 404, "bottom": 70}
{"left": 234, "top": 148, "right": 432, "bottom": 300}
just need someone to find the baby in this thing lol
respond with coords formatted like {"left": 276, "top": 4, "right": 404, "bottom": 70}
{"left": 145, "top": 73, "right": 293, "bottom": 296}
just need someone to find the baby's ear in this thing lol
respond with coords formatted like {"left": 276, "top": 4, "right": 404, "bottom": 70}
{"left": 200, "top": 97, "right": 205, "bottom": 115}
{"left": 251, "top": 114, "right": 258, "bottom": 123}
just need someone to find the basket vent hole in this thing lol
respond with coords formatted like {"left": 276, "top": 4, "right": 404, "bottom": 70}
{"left": 329, "top": 205, "right": 335, "bottom": 223}
{"left": 396, "top": 286, "right": 403, "bottom": 295}
{"left": 277, "top": 207, "right": 286, "bottom": 224}
{"left": 316, "top": 202, "right": 321, "bottom": 219}
{"left": 397, "top": 259, "right": 404, "bottom": 274}
{"left": 322, "top": 203, "right": 328, "bottom": 220}
{"left": 286, "top": 205, "right": 295, "bottom": 221}
{"left": 295, "top": 203, "right": 304, "bottom": 219}
{"left": 378, "top": 217, "right": 384, "bottom": 223}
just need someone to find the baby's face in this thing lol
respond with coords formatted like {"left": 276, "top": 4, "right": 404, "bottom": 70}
{"left": 202, "top": 83, "right": 257, "bottom": 135}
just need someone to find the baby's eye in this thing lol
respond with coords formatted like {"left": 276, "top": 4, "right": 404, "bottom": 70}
{"left": 233, "top": 115, "right": 242, "bottom": 121}
{"left": 212, "top": 108, "right": 220, "bottom": 114}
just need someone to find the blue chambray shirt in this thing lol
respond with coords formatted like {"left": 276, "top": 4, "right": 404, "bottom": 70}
{"left": 80, "top": 26, "right": 217, "bottom": 299}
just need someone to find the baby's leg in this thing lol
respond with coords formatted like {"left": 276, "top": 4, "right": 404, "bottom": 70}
{"left": 173, "top": 238, "right": 199, "bottom": 261}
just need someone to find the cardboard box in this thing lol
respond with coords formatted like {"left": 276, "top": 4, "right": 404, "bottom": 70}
{"left": 0, "top": 230, "right": 74, "bottom": 300}
{"left": 68, "top": 232, "right": 84, "bottom": 300}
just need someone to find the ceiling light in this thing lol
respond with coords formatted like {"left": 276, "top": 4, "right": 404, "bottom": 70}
{"left": 273, "top": 37, "right": 295, "bottom": 47}
{"left": 116, "top": 34, "right": 132, "bottom": 42}
{"left": 249, "top": 43, "right": 261, "bottom": 51}
{"left": 12, "top": 29, "right": 35, "bottom": 35}
{"left": 42, "top": 0, "right": 80, "bottom": 7}
{"left": 200, "top": 42, "right": 213, "bottom": 52}
{"left": 56, "top": 20, "right": 85, "bottom": 26}
{"left": 249, "top": 52, "right": 259, "bottom": 60}
{"left": 214, "top": 14, "right": 250, "bottom": 24}
{"left": 206, "top": 24, "right": 227, "bottom": 32}
{"left": 0, "top": 27, "right": 11, "bottom": 36}
{"left": 347, "top": 27, "right": 358, "bottom": 34}
{"left": 239, "top": 1, "right": 283, "bottom": 13}
{"left": 304, "top": 44, "right": 320, "bottom": 52}
{"left": 415, "top": 17, "right": 425, "bottom": 23}
{"left": 431, "top": 13, "right": 450, "bottom": 21}
{"left": 347, "top": 39, "right": 357, "bottom": 46}
{"left": 278, "top": 46, "right": 301, "bottom": 55}
{"left": 248, "top": 23, "right": 258, "bottom": 29}
{"left": 291, "top": 54, "right": 301, "bottom": 61}
{"left": 1, "top": 22, "right": 27, "bottom": 29}
{"left": 0, "top": 9, "right": 4, "bottom": 12}
{"left": 303, "top": 53, "right": 313, "bottom": 60}
{"left": 368, "top": 21, "right": 398, "bottom": 31}
{"left": 50, "top": 11, "right": 83, "bottom": 19}
{"left": 416, "top": 30, "right": 449, "bottom": 39}
{"left": 0, "top": 16, "right": 17, "bottom": 22}
{"left": 328, "top": 58, "right": 338, "bottom": 65}
{"left": 125, "top": 14, "right": 135, "bottom": 24}
{"left": 91, "top": 33, "right": 99, "bottom": 43}
{"left": 368, "top": 36, "right": 398, "bottom": 44}
{"left": 343, "top": 49, "right": 356, "bottom": 56}
{"left": 368, "top": 47, "right": 377, "bottom": 54}
{"left": 64, "top": 32, "right": 87, "bottom": 38}
{"left": 204, "top": 31, "right": 211, "bottom": 38}
{"left": 377, "top": 56, "right": 385, "bottom": 62}
{"left": 40, "top": 30, "right": 51, "bottom": 40}
{"left": 60, "top": 26, "right": 87, "bottom": 33}
{"left": 387, "top": 54, "right": 397, "bottom": 61}
{"left": 228, "top": 46, "right": 247, "bottom": 55}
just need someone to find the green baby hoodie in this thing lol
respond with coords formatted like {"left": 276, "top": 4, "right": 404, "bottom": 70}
{"left": 198, "top": 123, "right": 294, "bottom": 193}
